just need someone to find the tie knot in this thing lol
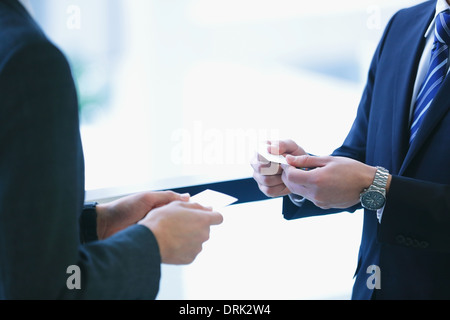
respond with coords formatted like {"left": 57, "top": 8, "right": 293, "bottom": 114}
{"left": 435, "top": 10, "right": 450, "bottom": 45}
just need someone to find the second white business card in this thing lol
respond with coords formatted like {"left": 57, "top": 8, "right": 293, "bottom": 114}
{"left": 190, "top": 189, "right": 238, "bottom": 210}
{"left": 257, "top": 144, "right": 288, "bottom": 165}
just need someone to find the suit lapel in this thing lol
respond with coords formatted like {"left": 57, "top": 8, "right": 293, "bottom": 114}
{"left": 391, "top": 7, "right": 435, "bottom": 175}
{"left": 391, "top": 39, "right": 424, "bottom": 173}
{"left": 400, "top": 75, "right": 450, "bottom": 174}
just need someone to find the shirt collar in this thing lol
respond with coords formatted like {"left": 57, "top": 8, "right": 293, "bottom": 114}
{"left": 424, "top": 0, "right": 450, "bottom": 38}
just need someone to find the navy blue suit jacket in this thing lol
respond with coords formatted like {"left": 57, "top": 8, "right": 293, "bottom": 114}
{"left": 0, "top": 0, "right": 161, "bottom": 299}
{"left": 283, "top": 0, "right": 450, "bottom": 300}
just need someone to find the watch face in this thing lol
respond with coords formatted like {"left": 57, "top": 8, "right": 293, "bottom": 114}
{"left": 361, "top": 191, "right": 386, "bottom": 211}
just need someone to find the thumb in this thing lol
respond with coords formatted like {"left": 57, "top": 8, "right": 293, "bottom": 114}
{"left": 208, "top": 211, "right": 224, "bottom": 226}
{"left": 285, "top": 155, "right": 328, "bottom": 169}
{"left": 149, "top": 191, "right": 190, "bottom": 208}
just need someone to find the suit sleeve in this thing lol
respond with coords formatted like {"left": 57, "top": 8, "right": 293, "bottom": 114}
{"left": 0, "top": 40, "right": 160, "bottom": 299}
{"left": 378, "top": 176, "right": 450, "bottom": 253}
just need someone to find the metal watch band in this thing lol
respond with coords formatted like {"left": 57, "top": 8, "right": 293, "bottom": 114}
{"left": 371, "top": 167, "right": 389, "bottom": 192}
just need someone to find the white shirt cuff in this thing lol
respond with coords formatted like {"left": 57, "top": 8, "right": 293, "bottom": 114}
{"left": 288, "top": 194, "right": 306, "bottom": 207}
{"left": 377, "top": 206, "right": 385, "bottom": 224}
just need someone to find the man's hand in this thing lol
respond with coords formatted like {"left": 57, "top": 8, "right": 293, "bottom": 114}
{"left": 139, "top": 201, "right": 224, "bottom": 265}
{"left": 281, "top": 155, "right": 387, "bottom": 210}
{"left": 96, "top": 191, "right": 189, "bottom": 240}
{"left": 251, "top": 140, "right": 307, "bottom": 198}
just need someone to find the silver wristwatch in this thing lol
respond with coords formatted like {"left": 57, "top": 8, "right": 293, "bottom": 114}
{"left": 360, "top": 167, "right": 389, "bottom": 211}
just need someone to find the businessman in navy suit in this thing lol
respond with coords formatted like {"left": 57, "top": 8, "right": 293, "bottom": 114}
{"left": 253, "top": 0, "right": 450, "bottom": 299}
{"left": 0, "top": 0, "right": 223, "bottom": 299}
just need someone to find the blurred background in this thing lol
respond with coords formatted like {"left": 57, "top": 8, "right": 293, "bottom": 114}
{"left": 29, "top": 0, "right": 422, "bottom": 299}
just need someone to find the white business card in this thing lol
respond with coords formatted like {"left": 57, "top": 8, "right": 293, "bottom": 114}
{"left": 190, "top": 189, "right": 238, "bottom": 210}
{"left": 257, "top": 144, "right": 288, "bottom": 165}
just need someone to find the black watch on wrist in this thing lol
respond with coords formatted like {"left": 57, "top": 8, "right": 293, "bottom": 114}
{"left": 80, "top": 202, "right": 99, "bottom": 243}
{"left": 360, "top": 167, "right": 389, "bottom": 211}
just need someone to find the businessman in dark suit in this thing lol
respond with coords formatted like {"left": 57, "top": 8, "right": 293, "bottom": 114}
{"left": 253, "top": 0, "right": 450, "bottom": 299}
{"left": 0, "top": 0, "right": 223, "bottom": 299}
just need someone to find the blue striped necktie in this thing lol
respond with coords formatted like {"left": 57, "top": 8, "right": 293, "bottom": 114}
{"left": 410, "top": 10, "right": 450, "bottom": 144}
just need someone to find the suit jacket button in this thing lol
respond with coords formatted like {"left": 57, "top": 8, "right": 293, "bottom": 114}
{"left": 420, "top": 241, "right": 429, "bottom": 249}
{"left": 405, "top": 237, "right": 413, "bottom": 246}
{"left": 396, "top": 235, "right": 405, "bottom": 245}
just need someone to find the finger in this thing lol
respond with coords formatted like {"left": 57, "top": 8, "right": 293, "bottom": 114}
{"left": 207, "top": 211, "right": 224, "bottom": 226}
{"left": 180, "top": 201, "right": 214, "bottom": 211}
{"left": 250, "top": 153, "right": 267, "bottom": 168}
{"left": 269, "top": 139, "right": 299, "bottom": 156}
{"left": 144, "top": 191, "right": 186, "bottom": 208}
{"left": 281, "top": 166, "right": 310, "bottom": 186}
{"left": 164, "top": 190, "right": 186, "bottom": 200}
{"left": 262, "top": 163, "right": 283, "bottom": 176}
{"left": 252, "top": 151, "right": 278, "bottom": 167}
{"left": 252, "top": 149, "right": 285, "bottom": 176}
{"left": 178, "top": 193, "right": 191, "bottom": 202}
{"left": 258, "top": 182, "right": 290, "bottom": 198}
{"left": 281, "top": 172, "right": 309, "bottom": 197}
{"left": 251, "top": 158, "right": 283, "bottom": 176}
{"left": 250, "top": 153, "right": 265, "bottom": 168}
{"left": 255, "top": 151, "right": 269, "bottom": 164}
{"left": 253, "top": 171, "right": 284, "bottom": 187}
{"left": 268, "top": 141, "right": 283, "bottom": 155}
{"left": 189, "top": 208, "right": 223, "bottom": 225}
{"left": 286, "top": 155, "right": 329, "bottom": 169}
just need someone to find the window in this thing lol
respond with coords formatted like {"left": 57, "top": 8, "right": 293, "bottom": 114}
{"left": 30, "top": 0, "right": 421, "bottom": 299}
{"left": 30, "top": 0, "right": 421, "bottom": 194}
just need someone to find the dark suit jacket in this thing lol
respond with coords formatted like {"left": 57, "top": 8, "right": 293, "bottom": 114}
{"left": 283, "top": 0, "right": 450, "bottom": 300}
{"left": 0, "top": 0, "right": 161, "bottom": 299}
